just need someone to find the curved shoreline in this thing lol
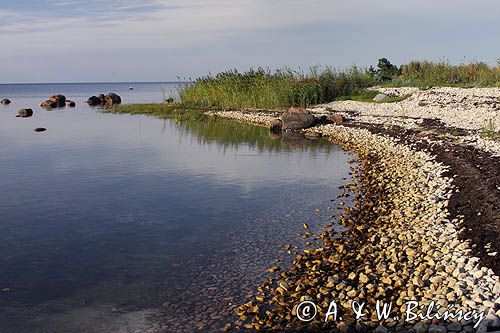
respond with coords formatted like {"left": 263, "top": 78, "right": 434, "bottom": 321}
{"left": 208, "top": 110, "right": 500, "bottom": 332}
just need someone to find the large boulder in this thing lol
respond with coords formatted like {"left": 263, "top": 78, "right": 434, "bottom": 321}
{"left": 269, "top": 119, "right": 282, "bottom": 132}
{"left": 40, "top": 100, "right": 57, "bottom": 109}
{"left": 16, "top": 108, "right": 33, "bottom": 118}
{"left": 87, "top": 96, "right": 102, "bottom": 106}
{"left": 50, "top": 94, "right": 66, "bottom": 107}
{"left": 103, "top": 93, "right": 121, "bottom": 106}
{"left": 1, "top": 98, "right": 11, "bottom": 105}
{"left": 280, "top": 107, "right": 316, "bottom": 130}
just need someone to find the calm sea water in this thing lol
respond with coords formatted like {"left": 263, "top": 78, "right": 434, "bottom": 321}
{"left": 0, "top": 83, "right": 352, "bottom": 332}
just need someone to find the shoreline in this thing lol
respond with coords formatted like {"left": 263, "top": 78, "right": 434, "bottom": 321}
{"left": 206, "top": 87, "right": 499, "bottom": 332}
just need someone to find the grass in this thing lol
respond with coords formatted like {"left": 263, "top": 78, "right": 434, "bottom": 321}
{"left": 177, "top": 60, "right": 499, "bottom": 110}
{"left": 104, "top": 103, "right": 207, "bottom": 121}
{"left": 389, "top": 61, "right": 500, "bottom": 88}
{"left": 179, "top": 66, "right": 375, "bottom": 110}
{"left": 480, "top": 119, "right": 500, "bottom": 140}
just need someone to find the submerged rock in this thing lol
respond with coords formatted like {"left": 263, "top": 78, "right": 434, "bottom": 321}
{"left": 16, "top": 108, "right": 33, "bottom": 118}
{"left": 34, "top": 127, "right": 46, "bottom": 132}
{"left": 280, "top": 107, "right": 316, "bottom": 130}
{"left": 1, "top": 98, "right": 11, "bottom": 105}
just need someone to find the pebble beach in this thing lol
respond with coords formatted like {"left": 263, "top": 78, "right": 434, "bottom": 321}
{"left": 208, "top": 87, "right": 500, "bottom": 332}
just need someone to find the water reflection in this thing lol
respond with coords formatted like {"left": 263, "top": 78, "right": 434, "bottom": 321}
{"left": 0, "top": 106, "right": 352, "bottom": 332}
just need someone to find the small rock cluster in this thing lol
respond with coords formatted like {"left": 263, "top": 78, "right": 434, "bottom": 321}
{"left": 317, "top": 87, "right": 500, "bottom": 131}
{"left": 86, "top": 93, "right": 121, "bottom": 107}
{"left": 40, "top": 94, "right": 75, "bottom": 110}
{"left": 312, "top": 87, "right": 500, "bottom": 157}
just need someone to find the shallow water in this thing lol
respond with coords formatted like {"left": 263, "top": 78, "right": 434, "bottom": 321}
{"left": 0, "top": 83, "right": 352, "bottom": 332}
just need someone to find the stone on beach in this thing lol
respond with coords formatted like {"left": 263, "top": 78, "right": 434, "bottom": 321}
{"left": 280, "top": 106, "right": 316, "bottom": 130}
{"left": 269, "top": 118, "right": 282, "bottom": 132}
{"left": 372, "top": 93, "right": 390, "bottom": 102}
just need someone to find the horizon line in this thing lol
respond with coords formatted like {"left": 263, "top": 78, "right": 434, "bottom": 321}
{"left": 0, "top": 81, "right": 186, "bottom": 85}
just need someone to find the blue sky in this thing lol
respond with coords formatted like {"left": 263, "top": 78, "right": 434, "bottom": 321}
{"left": 1, "top": 0, "right": 499, "bottom": 83}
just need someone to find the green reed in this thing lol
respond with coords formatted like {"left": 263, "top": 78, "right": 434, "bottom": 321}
{"left": 179, "top": 66, "right": 375, "bottom": 109}
{"left": 392, "top": 60, "right": 500, "bottom": 87}
{"left": 178, "top": 61, "right": 499, "bottom": 109}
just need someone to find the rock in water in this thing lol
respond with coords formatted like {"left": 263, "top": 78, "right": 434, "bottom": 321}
{"left": 103, "top": 93, "right": 121, "bottom": 106}
{"left": 1, "top": 98, "right": 11, "bottom": 105}
{"left": 34, "top": 127, "right": 46, "bottom": 132}
{"left": 86, "top": 96, "right": 102, "bottom": 106}
{"left": 373, "top": 93, "right": 390, "bottom": 102}
{"left": 66, "top": 100, "right": 76, "bottom": 107}
{"left": 269, "top": 119, "right": 282, "bottom": 132}
{"left": 40, "top": 100, "right": 57, "bottom": 109}
{"left": 16, "top": 108, "right": 33, "bottom": 118}
{"left": 280, "top": 107, "right": 316, "bottom": 130}
{"left": 50, "top": 94, "right": 66, "bottom": 107}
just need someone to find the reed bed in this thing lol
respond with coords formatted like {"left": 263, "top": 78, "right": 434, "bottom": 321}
{"left": 393, "top": 61, "right": 500, "bottom": 87}
{"left": 179, "top": 67, "right": 374, "bottom": 109}
{"left": 178, "top": 61, "right": 499, "bottom": 109}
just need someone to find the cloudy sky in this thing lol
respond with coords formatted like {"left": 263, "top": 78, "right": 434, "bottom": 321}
{"left": 1, "top": 0, "right": 499, "bottom": 83}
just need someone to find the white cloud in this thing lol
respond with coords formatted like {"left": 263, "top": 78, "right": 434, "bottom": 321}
{"left": 0, "top": 0, "right": 498, "bottom": 82}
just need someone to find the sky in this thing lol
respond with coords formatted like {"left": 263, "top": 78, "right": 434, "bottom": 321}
{"left": 0, "top": 0, "right": 499, "bottom": 83}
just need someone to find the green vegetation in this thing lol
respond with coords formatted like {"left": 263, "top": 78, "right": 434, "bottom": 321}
{"left": 393, "top": 61, "right": 500, "bottom": 87}
{"left": 105, "top": 103, "right": 207, "bottom": 121}
{"left": 179, "top": 67, "right": 375, "bottom": 109}
{"left": 480, "top": 119, "right": 500, "bottom": 140}
{"left": 177, "top": 59, "right": 499, "bottom": 109}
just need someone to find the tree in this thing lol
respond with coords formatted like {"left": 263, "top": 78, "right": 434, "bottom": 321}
{"left": 376, "top": 58, "right": 399, "bottom": 82}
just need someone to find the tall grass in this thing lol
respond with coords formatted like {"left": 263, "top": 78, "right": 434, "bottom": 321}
{"left": 179, "top": 66, "right": 375, "bottom": 109}
{"left": 178, "top": 60, "right": 500, "bottom": 110}
{"left": 393, "top": 61, "right": 500, "bottom": 87}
